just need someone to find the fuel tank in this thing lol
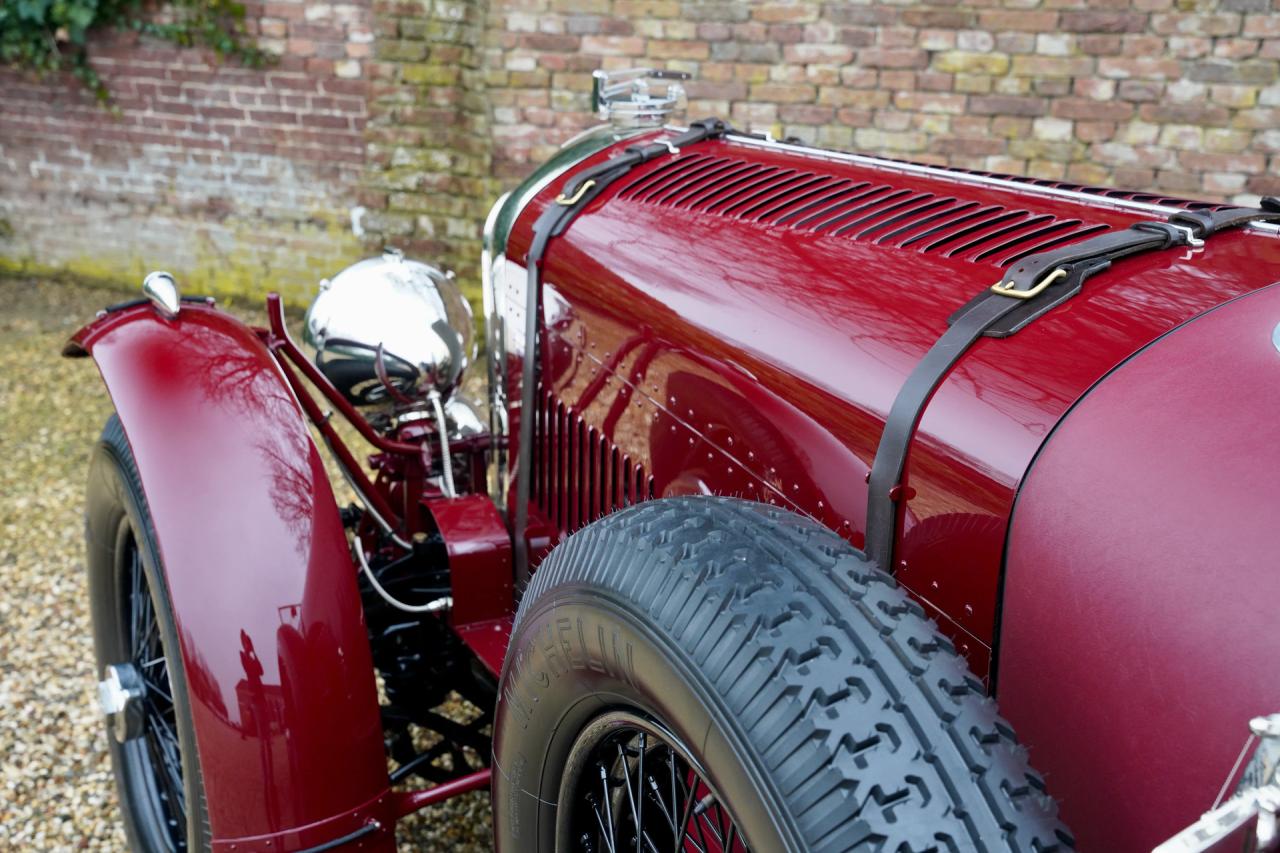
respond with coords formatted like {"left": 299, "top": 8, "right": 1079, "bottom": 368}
{"left": 491, "top": 126, "right": 1280, "bottom": 678}
{"left": 998, "top": 282, "right": 1280, "bottom": 848}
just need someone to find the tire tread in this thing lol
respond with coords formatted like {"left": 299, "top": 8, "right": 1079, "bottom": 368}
{"left": 517, "top": 496, "right": 1073, "bottom": 853}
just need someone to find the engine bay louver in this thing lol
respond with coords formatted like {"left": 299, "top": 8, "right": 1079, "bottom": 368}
{"left": 533, "top": 388, "right": 654, "bottom": 535}
{"left": 617, "top": 153, "right": 1115, "bottom": 268}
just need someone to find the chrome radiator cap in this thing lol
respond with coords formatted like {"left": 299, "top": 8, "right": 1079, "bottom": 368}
{"left": 304, "top": 248, "right": 475, "bottom": 407}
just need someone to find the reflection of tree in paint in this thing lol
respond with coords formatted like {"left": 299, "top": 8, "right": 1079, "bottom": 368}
{"left": 255, "top": 428, "right": 315, "bottom": 560}
{"left": 146, "top": 315, "right": 386, "bottom": 828}
{"left": 176, "top": 325, "right": 316, "bottom": 558}
{"left": 174, "top": 327, "right": 296, "bottom": 417}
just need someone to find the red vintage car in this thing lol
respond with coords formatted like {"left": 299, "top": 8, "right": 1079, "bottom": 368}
{"left": 69, "top": 70, "right": 1280, "bottom": 852}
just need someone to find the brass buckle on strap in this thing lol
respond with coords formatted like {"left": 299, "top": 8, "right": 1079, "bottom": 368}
{"left": 555, "top": 179, "right": 597, "bottom": 206}
{"left": 991, "top": 267, "right": 1067, "bottom": 300}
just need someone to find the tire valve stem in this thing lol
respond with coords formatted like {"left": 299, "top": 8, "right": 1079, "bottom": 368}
{"left": 692, "top": 793, "right": 715, "bottom": 817}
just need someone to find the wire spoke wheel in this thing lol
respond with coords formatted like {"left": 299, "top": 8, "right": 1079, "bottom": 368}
{"left": 89, "top": 416, "right": 209, "bottom": 852}
{"left": 560, "top": 711, "right": 748, "bottom": 853}
{"left": 117, "top": 530, "right": 187, "bottom": 851}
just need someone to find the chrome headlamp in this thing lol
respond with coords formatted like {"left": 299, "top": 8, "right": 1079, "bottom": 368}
{"left": 304, "top": 248, "right": 475, "bottom": 408}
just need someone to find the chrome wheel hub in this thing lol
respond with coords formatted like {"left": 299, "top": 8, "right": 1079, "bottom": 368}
{"left": 98, "top": 662, "right": 145, "bottom": 743}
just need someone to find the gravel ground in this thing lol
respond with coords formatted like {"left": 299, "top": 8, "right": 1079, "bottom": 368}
{"left": 0, "top": 278, "right": 493, "bottom": 851}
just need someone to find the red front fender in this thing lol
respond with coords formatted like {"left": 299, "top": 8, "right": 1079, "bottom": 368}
{"left": 70, "top": 301, "right": 393, "bottom": 849}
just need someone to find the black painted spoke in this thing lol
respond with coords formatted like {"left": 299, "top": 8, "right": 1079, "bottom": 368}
{"left": 145, "top": 697, "right": 177, "bottom": 737}
{"left": 145, "top": 724, "right": 185, "bottom": 818}
{"left": 697, "top": 810, "right": 722, "bottom": 848}
{"left": 593, "top": 801, "right": 617, "bottom": 853}
{"left": 617, "top": 743, "right": 642, "bottom": 853}
{"left": 129, "top": 551, "right": 144, "bottom": 653}
{"left": 120, "top": 533, "right": 187, "bottom": 849}
{"left": 568, "top": 719, "right": 744, "bottom": 853}
{"left": 154, "top": 730, "right": 183, "bottom": 789}
{"left": 634, "top": 733, "right": 646, "bottom": 853}
{"left": 668, "top": 745, "right": 678, "bottom": 828}
{"left": 647, "top": 774, "right": 677, "bottom": 831}
{"left": 672, "top": 764, "right": 706, "bottom": 853}
{"left": 139, "top": 619, "right": 159, "bottom": 661}
{"left": 697, "top": 792, "right": 726, "bottom": 848}
{"left": 146, "top": 679, "right": 174, "bottom": 705}
{"left": 600, "top": 765, "right": 617, "bottom": 853}
{"left": 673, "top": 775, "right": 706, "bottom": 853}
{"left": 568, "top": 716, "right": 745, "bottom": 853}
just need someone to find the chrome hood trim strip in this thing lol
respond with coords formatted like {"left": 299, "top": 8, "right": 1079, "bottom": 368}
{"left": 722, "top": 132, "right": 1280, "bottom": 236}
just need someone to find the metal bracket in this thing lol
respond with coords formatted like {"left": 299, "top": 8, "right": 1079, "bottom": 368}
{"left": 556, "top": 179, "right": 597, "bottom": 206}
{"left": 1155, "top": 713, "right": 1280, "bottom": 853}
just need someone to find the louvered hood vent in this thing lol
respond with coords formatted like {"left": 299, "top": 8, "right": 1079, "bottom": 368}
{"left": 534, "top": 388, "right": 654, "bottom": 536}
{"left": 617, "top": 153, "right": 1111, "bottom": 268}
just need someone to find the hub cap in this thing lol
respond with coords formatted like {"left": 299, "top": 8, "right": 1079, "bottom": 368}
{"left": 99, "top": 662, "right": 145, "bottom": 743}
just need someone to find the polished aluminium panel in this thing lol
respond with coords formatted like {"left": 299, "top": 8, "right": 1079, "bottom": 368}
{"left": 481, "top": 192, "right": 511, "bottom": 507}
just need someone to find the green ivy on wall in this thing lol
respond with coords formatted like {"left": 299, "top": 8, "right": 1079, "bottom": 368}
{"left": 0, "top": 0, "right": 267, "bottom": 100}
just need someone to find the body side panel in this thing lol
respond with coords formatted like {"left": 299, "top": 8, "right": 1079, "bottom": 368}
{"left": 501, "top": 132, "right": 1280, "bottom": 675}
{"left": 997, "top": 282, "right": 1280, "bottom": 850}
{"left": 77, "top": 304, "right": 391, "bottom": 844}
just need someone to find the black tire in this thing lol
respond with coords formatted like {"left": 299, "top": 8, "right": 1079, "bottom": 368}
{"left": 493, "top": 496, "right": 1073, "bottom": 852}
{"left": 86, "top": 415, "right": 211, "bottom": 852}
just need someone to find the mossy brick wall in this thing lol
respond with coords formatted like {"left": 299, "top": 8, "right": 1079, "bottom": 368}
{"left": 0, "top": 1, "right": 376, "bottom": 305}
{"left": 475, "top": 0, "right": 1280, "bottom": 205}
{"left": 360, "top": 0, "right": 492, "bottom": 309}
{"left": 2, "top": 0, "right": 1278, "bottom": 305}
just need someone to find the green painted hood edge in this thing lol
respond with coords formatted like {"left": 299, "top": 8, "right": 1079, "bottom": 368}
{"left": 489, "top": 125, "right": 642, "bottom": 257}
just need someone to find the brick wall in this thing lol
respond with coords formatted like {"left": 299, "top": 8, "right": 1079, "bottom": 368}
{"left": 0, "top": 0, "right": 374, "bottom": 303}
{"left": 480, "top": 0, "right": 1280, "bottom": 204}
{"left": 362, "top": 0, "right": 492, "bottom": 307}
{"left": 2, "top": 0, "right": 1278, "bottom": 304}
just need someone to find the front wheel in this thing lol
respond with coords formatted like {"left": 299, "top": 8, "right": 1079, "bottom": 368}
{"left": 86, "top": 415, "right": 210, "bottom": 852}
{"left": 493, "top": 497, "right": 1073, "bottom": 852}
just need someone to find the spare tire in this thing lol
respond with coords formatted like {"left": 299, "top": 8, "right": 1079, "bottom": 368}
{"left": 493, "top": 496, "right": 1072, "bottom": 852}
